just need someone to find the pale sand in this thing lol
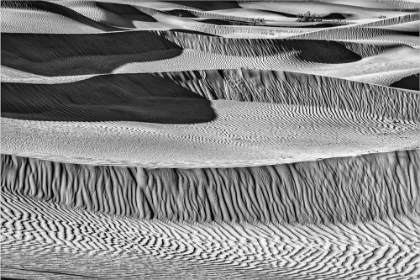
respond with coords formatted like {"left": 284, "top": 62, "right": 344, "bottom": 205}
{"left": 2, "top": 151, "right": 420, "bottom": 278}
{"left": 2, "top": 1, "right": 419, "bottom": 278}
{"left": 2, "top": 98, "right": 419, "bottom": 168}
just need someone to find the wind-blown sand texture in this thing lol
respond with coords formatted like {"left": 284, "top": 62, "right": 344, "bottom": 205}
{"left": 1, "top": 1, "right": 420, "bottom": 279}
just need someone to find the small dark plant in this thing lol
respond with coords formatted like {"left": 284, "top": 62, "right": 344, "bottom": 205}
{"left": 228, "top": 18, "right": 266, "bottom": 26}
{"left": 251, "top": 18, "right": 266, "bottom": 26}
{"left": 296, "top": 11, "right": 323, "bottom": 22}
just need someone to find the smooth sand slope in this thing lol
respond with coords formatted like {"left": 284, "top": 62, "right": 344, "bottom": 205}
{"left": 2, "top": 98, "right": 419, "bottom": 168}
{"left": 1, "top": 0, "right": 420, "bottom": 279}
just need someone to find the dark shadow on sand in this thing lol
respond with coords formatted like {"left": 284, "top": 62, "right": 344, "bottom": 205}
{"left": 390, "top": 74, "right": 419, "bottom": 91}
{"left": 1, "top": 32, "right": 183, "bottom": 76}
{"left": 1, "top": 74, "right": 217, "bottom": 124}
{"left": 163, "top": 9, "right": 198, "bottom": 17}
{"left": 168, "top": 1, "right": 241, "bottom": 11}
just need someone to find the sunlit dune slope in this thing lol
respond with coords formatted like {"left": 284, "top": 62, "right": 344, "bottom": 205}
{"left": 155, "top": 69, "right": 420, "bottom": 121}
{"left": 2, "top": 97, "right": 419, "bottom": 168}
{"left": 154, "top": 30, "right": 362, "bottom": 62}
{"left": 1, "top": 0, "right": 121, "bottom": 33}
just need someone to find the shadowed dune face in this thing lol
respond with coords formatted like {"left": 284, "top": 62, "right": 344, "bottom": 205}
{"left": 163, "top": 9, "right": 198, "bottom": 18}
{"left": 390, "top": 73, "right": 420, "bottom": 91}
{"left": 2, "top": 150, "right": 419, "bottom": 224}
{"left": 1, "top": 32, "right": 183, "bottom": 76}
{"left": 1, "top": 74, "right": 216, "bottom": 123}
{"left": 168, "top": 1, "right": 241, "bottom": 11}
{"left": 1, "top": 97, "right": 216, "bottom": 123}
{"left": 323, "top": 12, "right": 347, "bottom": 20}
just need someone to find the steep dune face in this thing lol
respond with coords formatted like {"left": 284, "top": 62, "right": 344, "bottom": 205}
{"left": 157, "top": 69, "right": 420, "bottom": 122}
{"left": 154, "top": 30, "right": 362, "bottom": 63}
{"left": 2, "top": 152, "right": 420, "bottom": 278}
{"left": 2, "top": 151, "right": 419, "bottom": 224}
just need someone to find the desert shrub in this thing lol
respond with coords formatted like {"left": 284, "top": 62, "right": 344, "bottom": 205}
{"left": 227, "top": 18, "right": 266, "bottom": 26}
{"left": 251, "top": 18, "right": 266, "bottom": 25}
{"left": 296, "top": 11, "right": 323, "bottom": 22}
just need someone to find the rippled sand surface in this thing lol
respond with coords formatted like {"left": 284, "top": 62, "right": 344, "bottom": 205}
{"left": 1, "top": 0, "right": 420, "bottom": 279}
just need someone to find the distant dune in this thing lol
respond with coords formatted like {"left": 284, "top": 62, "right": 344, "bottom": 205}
{"left": 1, "top": 0, "right": 419, "bottom": 279}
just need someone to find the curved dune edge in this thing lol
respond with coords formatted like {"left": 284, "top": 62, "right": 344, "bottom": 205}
{"left": 3, "top": 69, "right": 420, "bottom": 122}
{"left": 390, "top": 73, "right": 420, "bottom": 91}
{"left": 3, "top": 96, "right": 419, "bottom": 168}
{"left": 0, "top": 1, "right": 123, "bottom": 33}
{"left": 2, "top": 150, "right": 419, "bottom": 224}
{"left": 153, "top": 30, "right": 363, "bottom": 62}
{"left": 1, "top": 32, "right": 183, "bottom": 76}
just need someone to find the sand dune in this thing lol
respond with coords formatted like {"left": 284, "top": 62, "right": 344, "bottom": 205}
{"left": 3, "top": 151, "right": 419, "bottom": 223}
{"left": 1, "top": 1, "right": 121, "bottom": 33}
{"left": 155, "top": 30, "right": 363, "bottom": 61}
{"left": 2, "top": 74, "right": 215, "bottom": 123}
{"left": 2, "top": 31, "right": 182, "bottom": 75}
{"left": 391, "top": 73, "right": 420, "bottom": 90}
{"left": 2, "top": 98, "right": 419, "bottom": 168}
{"left": 4, "top": 69, "right": 419, "bottom": 124}
{"left": 155, "top": 69, "right": 420, "bottom": 119}
{"left": 4, "top": 189, "right": 419, "bottom": 279}
{"left": 2, "top": 152, "right": 420, "bottom": 278}
{"left": 2, "top": 1, "right": 419, "bottom": 279}
{"left": 347, "top": 68, "right": 420, "bottom": 87}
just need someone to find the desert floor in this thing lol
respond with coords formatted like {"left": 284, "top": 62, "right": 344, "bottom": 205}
{"left": 2, "top": 1, "right": 420, "bottom": 279}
